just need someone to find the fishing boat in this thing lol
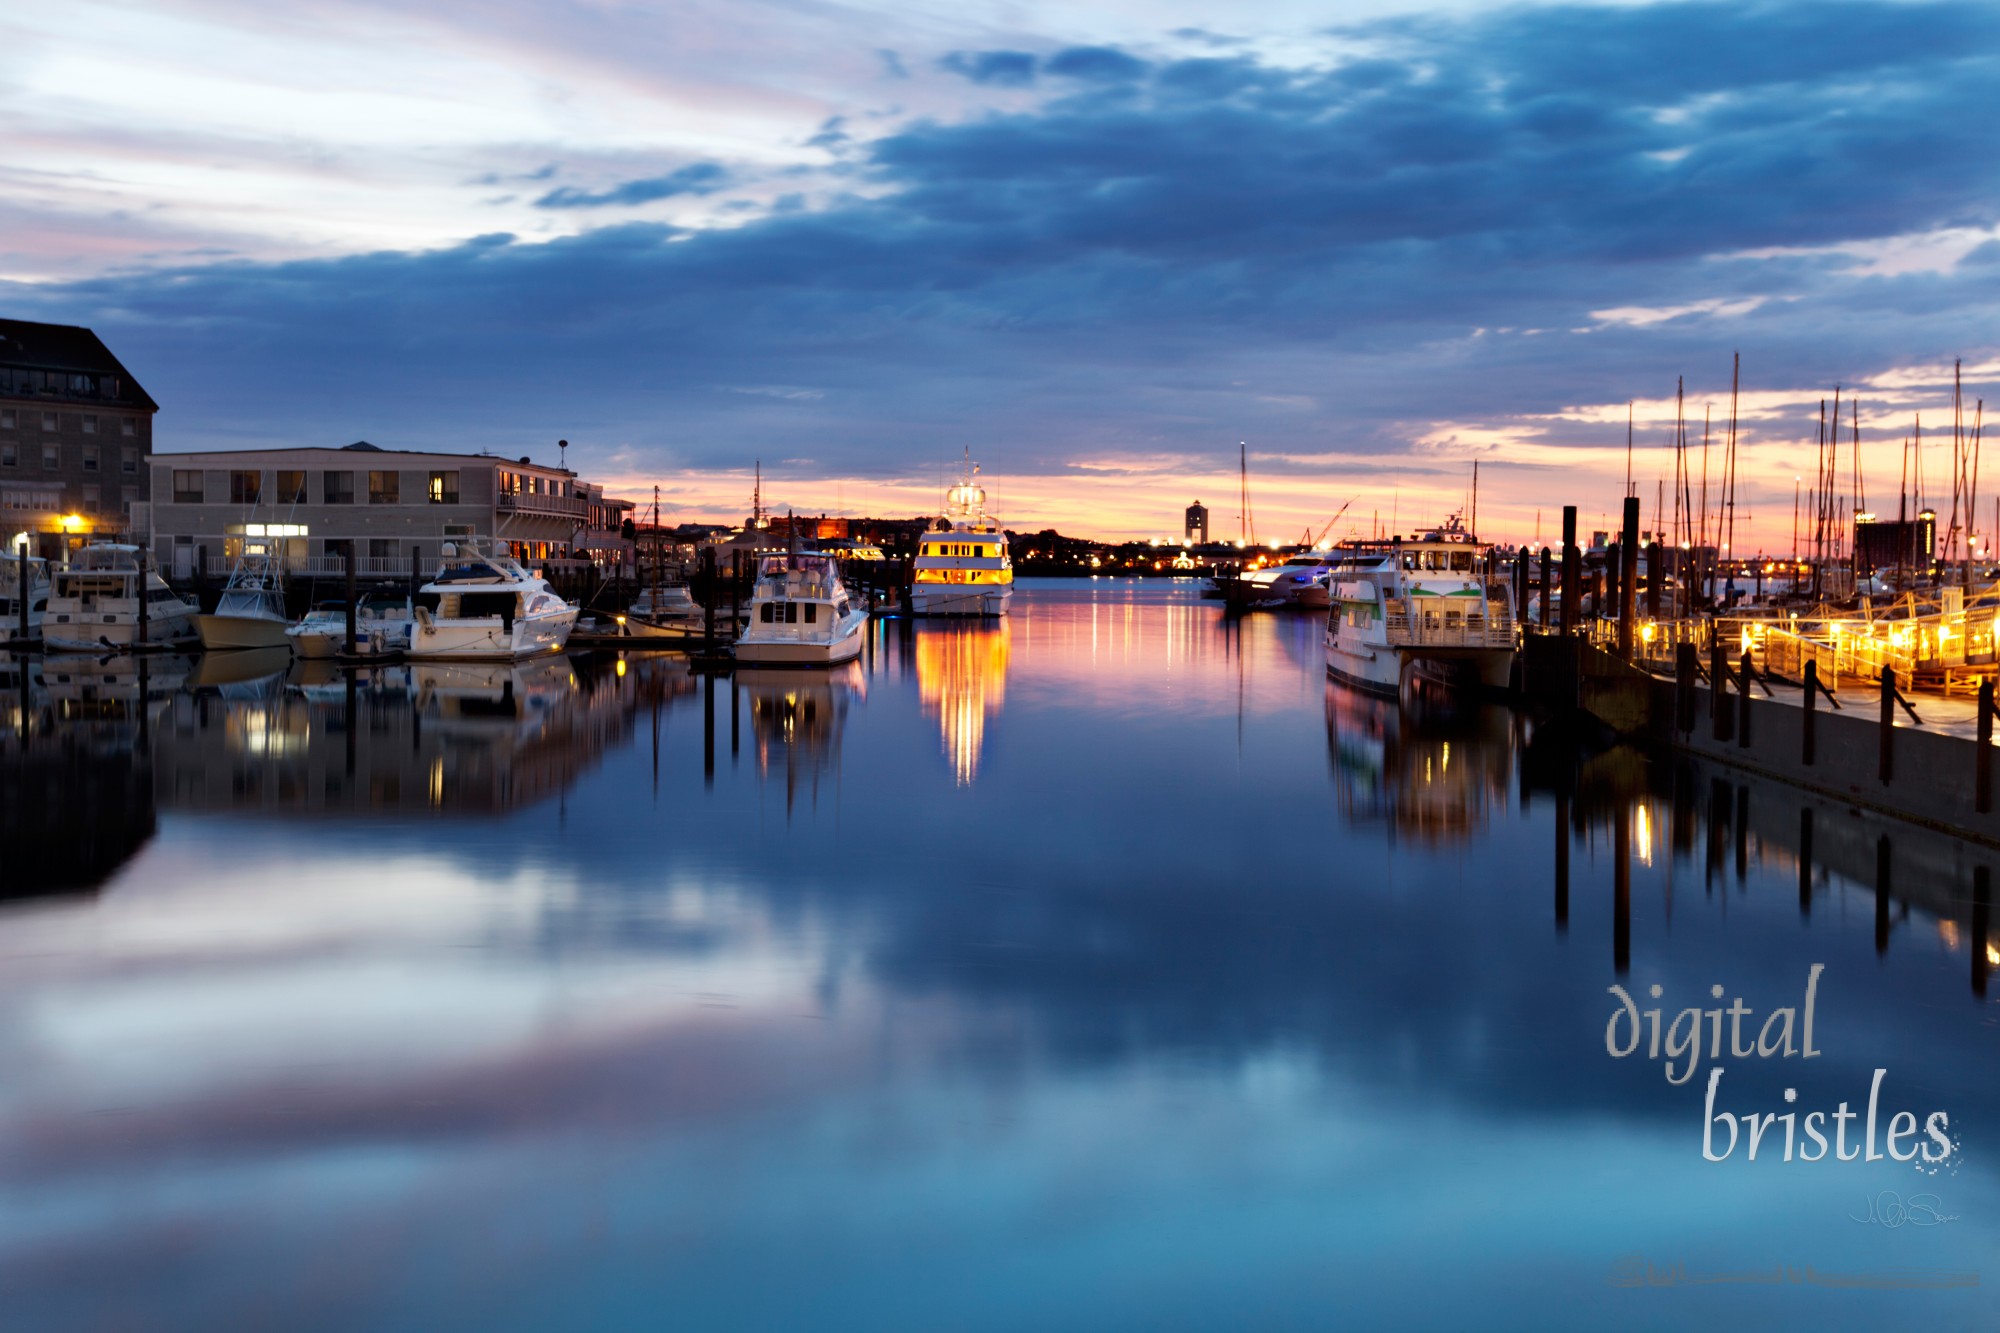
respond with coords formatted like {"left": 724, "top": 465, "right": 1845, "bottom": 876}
{"left": 910, "top": 457, "right": 1013, "bottom": 617}
{"left": 287, "top": 591, "right": 415, "bottom": 659}
{"left": 409, "top": 539, "right": 578, "bottom": 660}
{"left": 2, "top": 550, "right": 49, "bottom": 646}
{"left": 43, "top": 544, "right": 199, "bottom": 653}
{"left": 195, "top": 540, "right": 290, "bottom": 651}
{"left": 1323, "top": 515, "right": 1517, "bottom": 702}
{"left": 735, "top": 552, "right": 869, "bottom": 665}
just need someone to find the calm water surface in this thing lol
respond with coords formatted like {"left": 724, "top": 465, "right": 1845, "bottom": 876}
{"left": 3, "top": 579, "right": 1997, "bottom": 1331}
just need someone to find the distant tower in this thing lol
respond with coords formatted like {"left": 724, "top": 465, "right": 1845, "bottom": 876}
{"left": 1184, "top": 500, "right": 1209, "bottom": 545}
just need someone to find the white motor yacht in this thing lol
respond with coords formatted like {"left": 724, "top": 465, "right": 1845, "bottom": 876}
{"left": 288, "top": 592, "right": 416, "bottom": 659}
{"left": 1324, "top": 515, "right": 1517, "bottom": 702}
{"left": 910, "top": 457, "right": 1013, "bottom": 617}
{"left": 735, "top": 553, "right": 869, "bottom": 666}
{"left": 1228, "top": 550, "right": 1337, "bottom": 610}
{"left": 44, "top": 544, "right": 199, "bottom": 653}
{"left": 2, "top": 550, "right": 50, "bottom": 647}
{"left": 409, "top": 539, "right": 577, "bottom": 660}
{"left": 196, "top": 540, "right": 291, "bottom": 651}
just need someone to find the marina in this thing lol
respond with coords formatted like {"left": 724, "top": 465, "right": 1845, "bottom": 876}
{"left": 2, "top": 580, "right": 1996, "bottom": 1330}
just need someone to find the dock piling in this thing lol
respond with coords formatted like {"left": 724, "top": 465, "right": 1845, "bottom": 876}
{"left": 1802, "top": 660, "right": 1819, "bottom": 765}
{"left": 344, "top": 543, "right": 358, "bottom": 656}
{"left": 16, "top": 539, "right": 28, "bottom": 644}
{"left": 1618, "top": 496, "right": 1639, "bottom": 658}
{"left": 1560, "top": 506, "right": 1578, "bottom": 636}
{"left": 1879, "top": 668, "right": 1896, "bottom": 784}
{"left": 1979, "top": 679, "right": 1994, "bottom": 814}
{"left": 1738, "top": 650, "right": 1754, "bottom": 748}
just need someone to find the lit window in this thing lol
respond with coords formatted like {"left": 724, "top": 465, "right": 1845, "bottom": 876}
{"left": 428, "top": 471, "right": 459, "bottom": 504}
{"left": 369, "top": 470, "right": 399, "bottom": 504}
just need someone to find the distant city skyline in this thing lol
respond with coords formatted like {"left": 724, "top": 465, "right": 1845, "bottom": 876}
{"left": 5, "top": 0, "right": 1998, "bottom": 548}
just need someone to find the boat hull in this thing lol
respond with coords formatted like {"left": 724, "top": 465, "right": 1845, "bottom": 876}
{"left": 44, "top": 608, "right": 197, "bottom": 653}
{"left": 197, "top": 613, "right": 293, "bottom": 651}
{"left": 735, "top": 615, "right": 867, "bottom": 666}
{"left": 911, "top": 586, "right": 1012, "bottom": 617}
{"left": 409, "top": 609, "right": 578, "bottom": 660}
{"left": 1325, "top": 634, "right": 1513, "bottom": 701}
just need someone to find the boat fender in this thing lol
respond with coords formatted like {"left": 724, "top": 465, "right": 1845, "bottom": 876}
{"left": 414, "top": 606, "right": 434, "bottom": 630}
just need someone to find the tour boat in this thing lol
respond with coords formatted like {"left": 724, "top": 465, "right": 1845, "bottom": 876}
{"left": 408, "top": 539, "right": 578, "bottom": 660}
{"left": 1323, "top": 515, "right": 1517, "bottom": 702}
{"left": 287, "top": 592, "right": 415, "bottom": 659}
{"left": 910, "top": 458, "right": 1013, "bottom": 617}
{"left": 196, "top": 541, "right": 291, "bottom": 651}
{"left": 43, "top": 544, "right": 199, "bottom": 653}
{"left": 2, "top": 550, "right": 49, "bottom": 647}
{"left": 735, "top": 552, "right": 869, "bottom": 666}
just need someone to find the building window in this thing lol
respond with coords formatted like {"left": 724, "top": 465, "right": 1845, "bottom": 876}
{"left": 82, "top": 414, "right": 97, "bottom": 434}
{"left": 122, "top": 486, "right": 138, "bottom": 515}
{"left": 41, "top": 413, "right": 56, "bottom": 432}
{"left": 120, "top": 417, "right": 135, "bottom": 437}
{"left": 427, "top": 471, "right": 459, "bottom": 504}
{"left": 0, "top": 410, "right": 13, "bottom": 429}
{"left": 42, "top": 443, "right": 58, "bottom": 470}
{"left": 70, "top": 374, "right": 94, "bottom": 394}
{"left": 324, "top": 471, "right": 354, "bottom": 504}
{"left": 276, "top": 470, "right": 307, "bottom": 503}
{"left": 230, "top": 470, "right": 262, "bottom": 504}
{"left": 0, "top": 443, "right": 13, "bottom": 468}
{"left": 369, "top": 470, "right": 399, "bottom": 504}
{"left": 369, "top": 538, "right": 399, "bottom": 561}
{"left": 82, "top": 484, "right": 100, "bottom": 513}
{"left": 82, "top": 445, "right": 99, "bottom": 472}
{"left": 121, "top": 448, "right": 136, "bottom": 475}
{"left": 172, "top": 469, "right": 202, "bottom": 503}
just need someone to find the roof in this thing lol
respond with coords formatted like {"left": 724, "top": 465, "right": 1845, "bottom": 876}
{"left": 148, "top": 444, "right": 575, "bottom": 473}
{"left": 0, "top": 318, "right": 158, "bottom": 412}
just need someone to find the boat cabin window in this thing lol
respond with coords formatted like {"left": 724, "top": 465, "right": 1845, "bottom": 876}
{"left": 459, "top": 592, "right": 517, "bottom": 619}
{"left": 804, "top": 602, "right": 817, "bottom": 623}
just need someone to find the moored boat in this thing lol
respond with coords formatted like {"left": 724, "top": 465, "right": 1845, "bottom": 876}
{"left": 287, "top": 592, "right": 416, "bottom": 659}
{"left": 735, "top": 552, "right": 868, "bottom": 665}
{"left": 43, "top": 544, "right": 199, "bottom": 653}
{"left": 195, "top": 541, "right": 290, "bottom": 651}
{"left": 409, "top": 539, "right": 577, "bottom": 660}
{"left": 1323, "top": 515, "right": 1516, "bottom": 703}
{"left": 910, "top": 457, "right": 1013, "bottom": 617}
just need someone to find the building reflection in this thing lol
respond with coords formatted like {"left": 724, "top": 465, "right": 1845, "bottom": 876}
{"left": 1323, "top": 680, "right": 1514, "bottom": 843}
{"left": 740, "top": 662, "right": 865, "bottom": 811}
{"left": 155, "top": 651, "right": 692, "bottom": 816}
{"left": 914, "top": 622, "right": 1010, "bottom": 785}
{"left": 2, "top": 652, "right": 185, "bottom": 898}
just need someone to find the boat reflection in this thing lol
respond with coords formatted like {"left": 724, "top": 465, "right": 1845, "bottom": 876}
{"left": 154, "top": 651, "right": 691, "bottom": 817}
{"left": 1323, "top": 679, "right": 1513, "bottom": 842}
{"left": 914, "top": 621, "right": 1009, "bottom": 784}
{"left": 740, "top": 662, "right": 865, "bottom": 809}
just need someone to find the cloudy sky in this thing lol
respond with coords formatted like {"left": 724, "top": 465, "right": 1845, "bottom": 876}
{"left": 5, "top": 0, "right": 1999, "bottom": 545}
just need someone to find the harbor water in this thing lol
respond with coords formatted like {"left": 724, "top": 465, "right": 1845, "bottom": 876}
{"left": 2, "top": 580, "right": 1996, "bottom": 1330}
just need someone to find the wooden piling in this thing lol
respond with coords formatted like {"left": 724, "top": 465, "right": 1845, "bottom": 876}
{"left": 1539, "top": 547, "right": 1552, "bottom": 631}
{"left": 1618, "top": 496, "right": 1639, "bottom": 658}
{"left": 1979, "top": 678, "right": 1994, "bottom": 814}
{"left": 1879, "top": 667, "right": 1895, "bottom": 785}
{"left": 1802, "top": 660, "right": 1819, "bottom": 766}
{"left": 1560, "top": 506, "right": 1578, "bottom": 636}
{"left": 344, "top": 543, "right": 358, "bottom": 656}
{"left": 1738, "top": 650, "right": 1753, "bottom": 748}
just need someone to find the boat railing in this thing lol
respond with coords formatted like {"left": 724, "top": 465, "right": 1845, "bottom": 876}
{"left": 1382, "top": 608, "right": 1516, "bottom": 649}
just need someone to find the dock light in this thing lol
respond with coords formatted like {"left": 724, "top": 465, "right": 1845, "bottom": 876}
{"left": 1641, "top": 622, "right": 1656, "bottom": 644}
{"left": 615, "top": 615, "right": 626, "bottom": 625}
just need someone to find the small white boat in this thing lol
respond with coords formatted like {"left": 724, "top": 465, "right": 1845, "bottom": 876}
{"left": 1230, "top": 551, "right": 1337, "bottom": 610}
{"left": 910, "top": 456, "right": 1013, "bottom": 617}
{"left": 2, "top": 550, "right": 50, "bottom": 646}
{"left": 735, "top": 552, "right": 869, "bottom": 666}
{"left": 409, "top": 539, "right": 577, "bottom": 660}
{"left": 287, "top": 592, "right": 416, "bottom": 659}
{"left": 44, "top": 544, "right": 199, "bottom": 653}
{"left": 196, "top": 541, "right": 291, "bottom": 651}
{"left": 620, "top": 578, "right": 705, "bottom": 638}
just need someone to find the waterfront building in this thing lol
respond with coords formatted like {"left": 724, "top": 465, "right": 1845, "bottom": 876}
{"left": 0, "top": 318, "right": 159, "bottom": 562}
{"left": 1185, "top": 500, "right": 1209, "bottom": 544}
{"left": 146, "top": 442, "right": 627, "bottom": 578}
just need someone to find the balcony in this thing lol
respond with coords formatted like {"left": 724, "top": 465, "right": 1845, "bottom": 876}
{"left": 498, "top": 492, "right": 586, "bottom": 518}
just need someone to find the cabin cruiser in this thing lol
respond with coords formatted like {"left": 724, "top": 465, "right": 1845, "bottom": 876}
{"left": 1324, "top": 516, "right": 1517, "bottom": 701}
{"left": 44, "top": 544, "right": 199, "bottom": 653}
{"left": 621, "top": 576, "right": 704, "bottom": 638}
{"left": 736, "top": 552, "right": 869, "bottom": 665}
{"left": 287, "top": 592, "right": 415, "bottom": 659}
{"left": 196, "top": 540, "right": 291, "bottom": 651}
{"left": 2, "top": 550, "right": 49, "bottom": 646}
{"left": 910, "top": 458, "right": 1013, "bottom": 616}
{"left": 1226, "top": 550, "right": 1337, "bottom": 610}
{"left": 409, "top": 539, "right": 577, "bottom": 660}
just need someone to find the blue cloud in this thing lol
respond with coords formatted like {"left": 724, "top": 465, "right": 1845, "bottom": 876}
{"left": 534, "top": 163, "right": 730, "bottom": 209}
{"left": 940, "top": 50, "right": 1038, "bottom": 86}
{"left": 1045, "top": 46, "right": 1150, "bottom": 82}
{"left": 10, "top": 1, "right": 2000, "bottom": 498}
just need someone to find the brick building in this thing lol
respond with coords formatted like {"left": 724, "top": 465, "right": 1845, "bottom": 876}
{"left": 0, "top": 318, "right": 158, "bottom": 561}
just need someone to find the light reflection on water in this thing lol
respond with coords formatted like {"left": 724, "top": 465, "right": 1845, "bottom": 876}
{"left": 1, "top": 579, "right": 1997, "bottom": 1331}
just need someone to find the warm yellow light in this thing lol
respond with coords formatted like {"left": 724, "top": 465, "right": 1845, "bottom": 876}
{"left": 615, "top": 657, "right": 627, "bottom": 677}
{"left": 60, "top": 513, "right": 82, "bottom": 531}
{"left": 1641, "top": 623, "right": 1656, "bottom": 643}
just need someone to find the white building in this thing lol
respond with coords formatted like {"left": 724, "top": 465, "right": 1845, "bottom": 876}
{"left": 146, "top": 443, "right": 611, "bottom": 579}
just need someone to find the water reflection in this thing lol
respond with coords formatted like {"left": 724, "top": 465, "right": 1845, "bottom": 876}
{"left": 915, "top": 621, "right": 1009, "bottom": 784}
{"left": 740, "top": 661, "right": 865, "bottom": 809}
{"left": 1323, "top": 680, "right": 1513, "bottom": 842}
{"left": 155, "top": 652, "right": 692, "bottom": 816}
